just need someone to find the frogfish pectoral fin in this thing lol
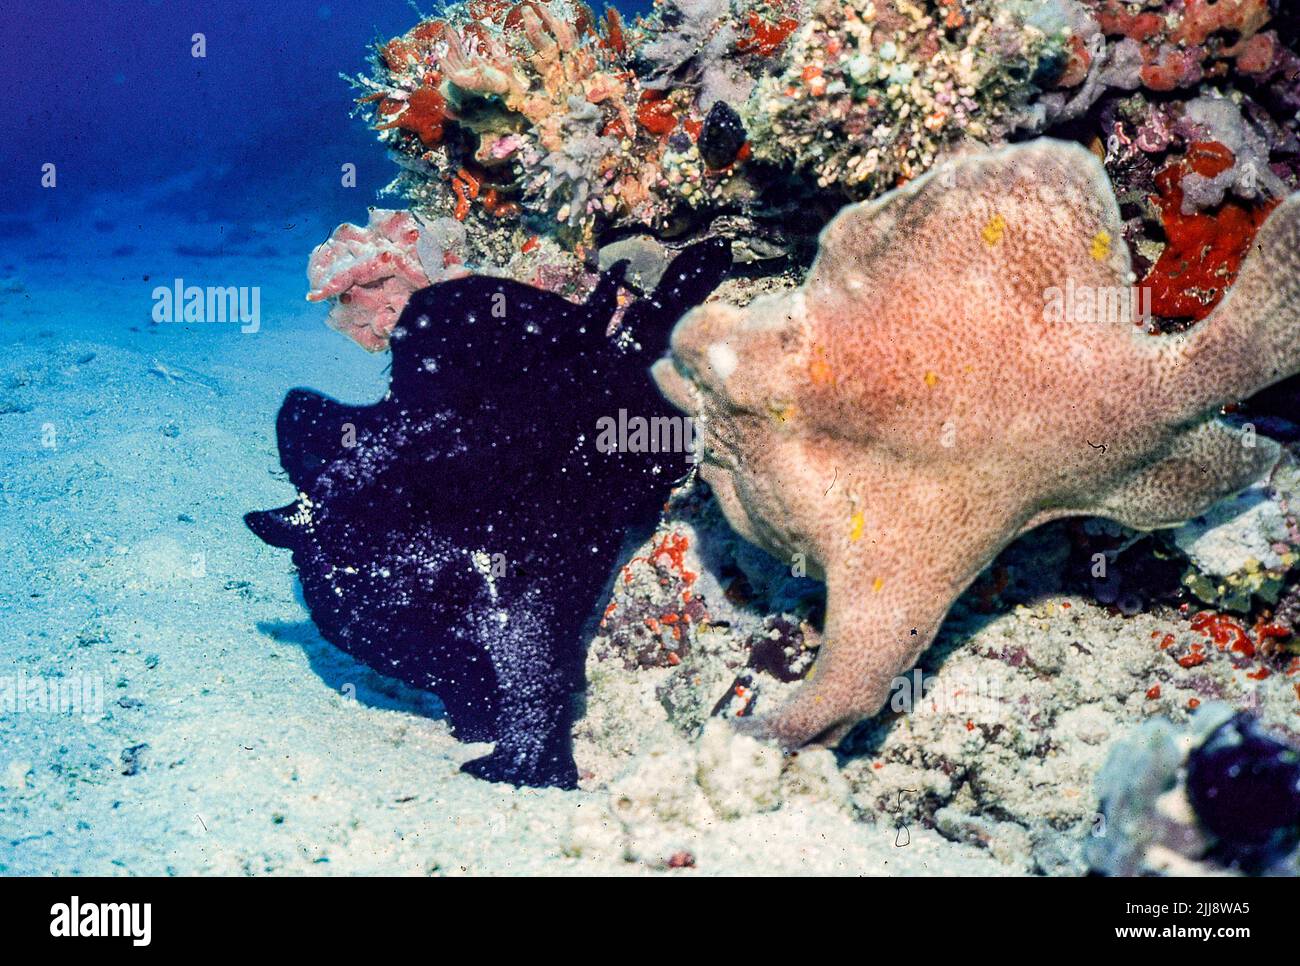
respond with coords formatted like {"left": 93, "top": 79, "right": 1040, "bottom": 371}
{"left": 244, "top": 504, "right": 303, "bottom": 549}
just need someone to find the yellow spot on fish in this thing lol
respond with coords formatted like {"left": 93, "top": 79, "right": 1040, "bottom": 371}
{"left": 872, "top": 576, "right": 885, "bottom": 592}
{"left": 981, "top": 213, "right": 1006, "bottom": 246}
{"left": 924, "top": 371, "right": 938, "bottom": 388}
{"left": 1090, "top": 230, "right": 1111, "bottom": 261}
{"left": 809, "top": 345, "right": 834, "bottom": 385}
{"left": 849, "top": 511, "right": 864, "bottom": 542}
{"left": 768, "top": 401, "right": 797, "bottom": 423}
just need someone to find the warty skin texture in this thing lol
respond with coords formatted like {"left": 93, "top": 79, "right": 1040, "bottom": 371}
{"left": 653, "top": 139, "right": 1300, "bottom": 749}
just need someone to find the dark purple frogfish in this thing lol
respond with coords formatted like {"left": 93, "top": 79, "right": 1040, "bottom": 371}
{"left": 246, "top": 241, "right": 731, "bottom": 788}
{"left": 1186, "top": 713, "right": 1300, "bottom": 871}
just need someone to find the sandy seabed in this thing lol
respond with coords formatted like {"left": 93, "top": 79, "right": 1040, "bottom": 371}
{"left": 0, "top": 231, "right": 1026, "bottom": 876}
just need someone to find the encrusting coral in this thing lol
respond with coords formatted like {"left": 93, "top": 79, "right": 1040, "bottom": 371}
{"left": 652, "top": 139, "right": 1300, "bottom": 749}
{"left": 744, "top": 0, "right": 1065, "bottom": 196}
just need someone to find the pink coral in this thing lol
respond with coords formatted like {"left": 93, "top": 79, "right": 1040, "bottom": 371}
{"left": 306, "top": 210, "right": 432, "bottom": 351}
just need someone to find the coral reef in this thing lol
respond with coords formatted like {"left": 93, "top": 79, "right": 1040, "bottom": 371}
{"left": 652, "top": 139, "right": 1300, "bottom": 749}
{"left": 581, "top": 507, "right": 1300, "bottom": 873}
{"left": 321, "top": 0, "right": 1300, "bottom": 334}
{"left": 349, "top": 0, "right": 795, "bottom": 261}
{"left": 743, "top": 0, "right": 1066, "bottom": 195}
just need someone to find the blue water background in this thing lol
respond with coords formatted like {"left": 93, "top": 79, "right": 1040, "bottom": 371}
{"left": 1, "top": 0, "right": 652, "bottom": 331}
